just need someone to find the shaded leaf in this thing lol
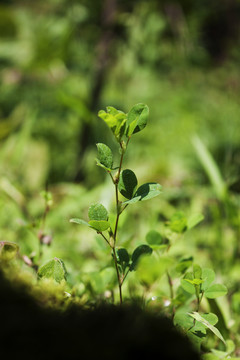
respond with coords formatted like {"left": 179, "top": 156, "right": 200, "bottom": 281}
{"left": 124, "top": 183, "right": 162, "bottom": 204}
{"left": 118, "top": 169, "right": 138, "bottom": 199}
{"left": 116, "top": 248, "right": 129, "bottom": 273}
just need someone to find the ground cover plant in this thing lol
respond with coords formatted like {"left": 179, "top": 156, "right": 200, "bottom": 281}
{"left": 1, "top": 103, "right": 239, "bottom": 359}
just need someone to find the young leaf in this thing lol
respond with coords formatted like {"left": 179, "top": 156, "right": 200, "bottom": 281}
{"left": 126, "top": 103, "right": 149, "bottom": 136}
{"left": 96, "top": 143, "right": 113, "bottom": 170}
{"left": 98, "top": 106, "right": 127, "bottom": 141}
{"left": 193, "top": 264, "right": 202, "bottom": 280}
{"left": 88, "top": 220, "right": 110, "bottom": 232}
{"left": 70, "top": 218, "right": 90, "bottom": 227}
{"left": 118, "top": 169, "right": 138, "bottom": 199}
{"left": 38, "top": 257, "right": 67, "bottom": 283}
{"left": 188, "top": 312, "right": 226, "bottom": 344}
{"left": 88, "top": 203, "right": 108, "bottom": 221}
{"left": 181, "top": 272, "right": 195, "bottom": 294}
{"left": 130, "top": 244, "right": 153, "bottom": 271}
{"left": 204, "top": 284, "right": 228, "bottom": 299}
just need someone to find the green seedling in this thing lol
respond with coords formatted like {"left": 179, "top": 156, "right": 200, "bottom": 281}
{"left": 70, "top": 103, "right": 162, "bottom": 304}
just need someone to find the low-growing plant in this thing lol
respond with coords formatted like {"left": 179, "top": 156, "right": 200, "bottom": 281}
{"left": 70, "top": 103, "right": 162, "bottom": 304}
{"left": 0, "top": 103, "right": 236, "bottom": 358}
{"left": 69, "top": 103, "right": 230, "bottom": 354}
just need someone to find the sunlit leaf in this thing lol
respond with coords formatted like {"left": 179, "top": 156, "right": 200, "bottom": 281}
{"left": 201, "top": 268, "right": 215, "bottom": 291}
{"left": 126, "top": 103, "right": 149, "bottom": 136}
{"left": 88, "top": 203, "right": 108, "bottom": 221}
{"left": 70, "top": 218, "right": 89, "bottom": 226}
{"left": 204, "top": 284, "right": 228, "bottom": 299}
{"left": 96, "top": 143, "right": 113, "bottom": 170}
{"left": 38, "top": 257, "right": 67, "bottom": 283}
{"left": 88, "top": 220, "right": 110, "bottom": 232}
{"left": 188, "top": 312, "right": 226, "bottom": 344}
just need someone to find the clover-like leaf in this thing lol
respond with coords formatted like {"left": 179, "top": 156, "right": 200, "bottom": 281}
{"left": 118, "top": 169, "right": 138, "bottom": 199}
{"left": 38, "top": 257, "right": 67, "bottom": 283}
{"left": 130, "top": 244, "right": 152, "bottom": 271}
{"left": 188, "top": 312, "right": 226, "bottom": 344}
{"left": 204, "top": 284, "right": 228, "bottom": 299}
{"left": 96, "top": 143, "right": 113, "bottom": 171}
{"left": 88, "top": 203, "right": 108, "bottom": 221}
{"left": 126, "top": 103, "right": 149, "bottom": 136}
{"left": 201, "top": 268, "right": 215, "bottom": 291}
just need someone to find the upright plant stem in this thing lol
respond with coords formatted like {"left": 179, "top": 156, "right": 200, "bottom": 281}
{"left": 111, "top": 140, "right": 129, "bottom": 304}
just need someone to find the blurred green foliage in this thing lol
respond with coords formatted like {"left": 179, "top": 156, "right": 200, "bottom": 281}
{"left": 0, "top": 0, "right": 240, "bottom": 356}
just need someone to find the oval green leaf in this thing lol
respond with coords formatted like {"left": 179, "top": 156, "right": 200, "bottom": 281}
{"left": 38, "top": 257, "right": 67, "bottom": 283}
{"left": 118, "top": 169, "right": 138, "bottom": 199}
{"left": 146, "top": 230, "right": 163, "bottom": 245}
{"left": 88, "top": 220, "right": 110, "bottom": 232}
{"left": 124, "top": 183, "right": 162, "bottom": 204}
{"left": 70, "top": 218, "right": 89, "bottom": 226}
{"left": 88, "top": 203, "right": 108, "bottom": 221}
{"left": 126, "top": 103, "right": 149, "bottom": 136}
{"left": 201, "top": 268, "right": 215, "bottom": 291}
{"left": 116, "top": 248, "right": 129, "bottom": 273}
{"left": 204, "top": 284, "right": 228, "bottom": 299}
{"left": 96, "top": 143, "right": 113, "bottom": 170}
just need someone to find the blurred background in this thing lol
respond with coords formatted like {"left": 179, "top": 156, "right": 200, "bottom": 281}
{"left": 0, "top": 0, "right": 240, "bottom": 311}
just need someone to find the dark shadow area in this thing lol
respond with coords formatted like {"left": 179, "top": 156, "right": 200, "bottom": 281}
{"left": 0, "top": 270, "right": 200, "bottom": 360}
